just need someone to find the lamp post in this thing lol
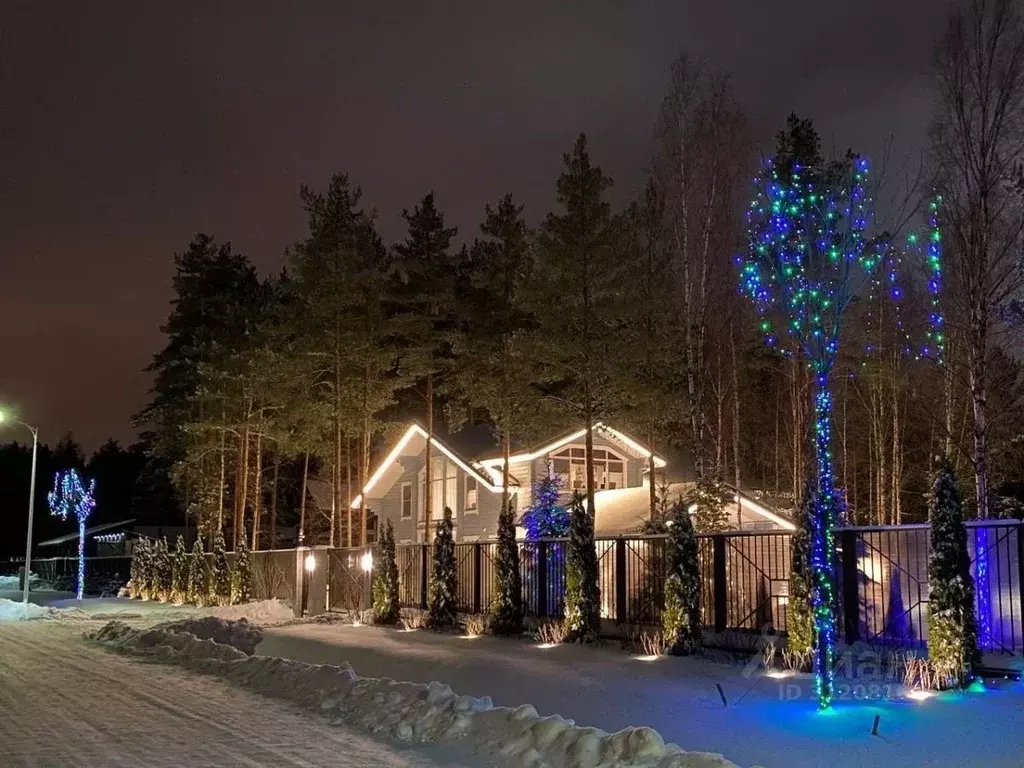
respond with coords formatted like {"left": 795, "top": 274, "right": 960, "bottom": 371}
{"left": 0, "top": 411, "right": 39, "bottom": 605}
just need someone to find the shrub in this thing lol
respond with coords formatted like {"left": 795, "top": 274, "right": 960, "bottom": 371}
{"left": 426, "top": 508, "right": 458, "bottom": 630}
{"left": 563, "top": 493, "right": 600, "bottom": 643}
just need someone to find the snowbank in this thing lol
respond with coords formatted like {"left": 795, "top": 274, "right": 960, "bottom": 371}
{"left": 91, "top": 618, "right": 737, "bottom": 768}
{"left": 208, "top": 599, "right": 294, "bottom": 626}
{"left": 0, "top": 598, "right": 88, "bottom": 621}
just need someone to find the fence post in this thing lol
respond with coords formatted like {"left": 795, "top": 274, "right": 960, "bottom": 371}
{"left": 537, "top": 541, "right": 548, "bottom": 618}
{"left": 713, "top": 535, "right": 727, "bottom": 632}
{"left": 419, "top": 544, "right": 428, "bottom": 610}
{"left": 615, "top": 538, "right": 628, "bottom": 625}
{"left": 840, "top": 529, "right": 860, "bottom": 644}
{"left": 472, "top": 542, "right": 482, "bottom": 614}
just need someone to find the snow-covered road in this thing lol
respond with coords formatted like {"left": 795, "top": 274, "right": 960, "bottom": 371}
{"left": 0, "top": 623, "right": 471, "bottom": 767}
{"left": 260, "top": 623, "right": 1024, "bottom": 768}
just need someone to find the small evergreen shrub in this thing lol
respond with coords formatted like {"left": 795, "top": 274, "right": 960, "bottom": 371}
{"left": 171, "top": 536, "right": 188, "bottom": 604}
{"left": 372, "top": 519, "right": 401, "bottom": 624}
{"left": 787, "top": 480, "right": 815, "bottom": 666}
{"left": 663, "top": 500, "right": 700, "bottom": 654}
{"left": 927, "top": 460, "right": 980, "bottom": 689}
{"left": 211, "top": 530, "right": 232, "bottom": 606}
{"left": 426, "top": 508, "right": 458, "bottom": 630}
{"left": 232, "top": 527, "right": 253, "bottom": 605}
{"left": 489, "top": 497, "right": 524, "bottom": 635}
{"left": 187, "top": 538, "right": 206, "bottom": 605}
{"left": 563, "top": 493, "right": 600, "bottom": 643}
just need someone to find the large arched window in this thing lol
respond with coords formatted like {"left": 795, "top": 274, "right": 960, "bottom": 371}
{"left": 550, "top": 446, "right": 626, "bottom": 491}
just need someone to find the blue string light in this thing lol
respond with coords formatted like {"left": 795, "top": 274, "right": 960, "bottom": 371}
{"left": 740, "top": 157, "right": 874, "bottom": 709}
{"left": 47, "top": 469, "right": 96, "bottom": 600}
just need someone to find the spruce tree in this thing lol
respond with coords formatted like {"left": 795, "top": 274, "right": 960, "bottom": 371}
{"left": 154, "top": 538, "right": 173, "bottom": 601}
{"left": 128, "top": 538, "right": 146, "bottom": 598}
{"left": 663, "top": 500, "right": 700, "bottom": 654}
{"left": 211, "top": 530, "right": 232, "bottom": 605}
{"left": 187, "top": 538, "right": 206, "bottom": 605}
{"left": 426, "top": 508, "right": 458, "bottom": 630}
{"left": 787, "top": 480, "right": 815, "bottom": 664}
{"left": 563, "top": 493, "right": 600, "bottom": 643}
{"left": 521, "top": 476, "right": 570, "bottom": 539}
{"left": 693, "top": 475, "right": 731, "bottom": 532}
{"left": 372, "top": 519, "right": 401, "bottom": 624}
{"left": 232, "top": 526, "right": 253, "bottom": 605}
{"left": 928, "top": 460, "right": 980, "bottom": 688}
{"left": 171, "top": 536, "right": 188, "bottom": 603}
{"left": 490, "top": 498, "right": 524, "bottom": 635}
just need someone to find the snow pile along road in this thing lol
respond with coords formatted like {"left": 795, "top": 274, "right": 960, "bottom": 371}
{"left": 90, "top": 619, "right": 737, "bottom": 768}
{"left": 209, "top": 598, "right": 295, "bottom": 625}
{"left": 0, "top": 598, "right": 87, "bottom": 621}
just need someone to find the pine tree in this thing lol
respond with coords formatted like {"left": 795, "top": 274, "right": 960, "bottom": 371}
{"left": 490, "top": 498, "right": 524, "bottom": 635}
{"left": 663, "top": 500, "right": 700, "bottom": 654}
{"left": 187, "top": 538, "right": 206, "bottom": 605}
{"left": 693, "top": 475, "right": 731, "bottom": 532}
{"left": 232, "top": 525, "right": 253, "bottom": 605}
{"left": 171, "top": 536, "right": 188, "bottom": 603}
{"left": 211, "top": 530, "right": 232, "bottom": 605}
{"left": 787, "top": 480, "right": 815, "bottom": 665}
{"left": 426, "top": 508, "right": 458, "bottom": 629}
{"left": 563, "top": 493, "right": 600, "bottom": 643}
{"left": 521, "top": 476, "right": 570, "bottom": 539}
{"left": 928, "top": 460, "right": 980, "bottom": 688}
{"left": 372, "top": 519, "right": 401, "bottom": 624}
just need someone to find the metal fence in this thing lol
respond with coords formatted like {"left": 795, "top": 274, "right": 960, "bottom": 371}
{"left": 380, "top": 522, "right": 1023, "bottom": 655}
{"left": 10, "top": 520, "right": 1021, "bottom": 656}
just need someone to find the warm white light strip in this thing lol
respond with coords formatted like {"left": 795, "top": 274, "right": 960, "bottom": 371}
{"left": 688, "top": 493, "right": 796, "bottom": 531}
{"left": 477, "top": 423, "right": 666, "bottom": 469}
{"left": 351, "top": 424, "right": 502, "bottom": 508}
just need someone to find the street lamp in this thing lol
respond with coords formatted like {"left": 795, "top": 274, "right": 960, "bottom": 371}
{"left": 0, "top": 411, "right": 39, "bottom": 605}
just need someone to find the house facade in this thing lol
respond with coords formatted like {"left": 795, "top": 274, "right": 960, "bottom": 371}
{"left": 353, "top": 422, "right": 791, "bottom": 542}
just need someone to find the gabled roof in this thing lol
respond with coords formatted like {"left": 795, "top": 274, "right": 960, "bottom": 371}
{"left": 477, "top": 423, "right": 667, "bottom": 483}
{"left": 350, "top": 423, "right": 503, "bottom": 509}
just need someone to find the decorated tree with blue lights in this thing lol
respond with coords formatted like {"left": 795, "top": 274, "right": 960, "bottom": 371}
{"left": 739, "top": 115, "right": 894, "bottom": 708}
{"left": 47, "top": 469, "right": 96, "bottom": 600}
{"left": 521, "top": 475, "right": 570, "bottom": 538}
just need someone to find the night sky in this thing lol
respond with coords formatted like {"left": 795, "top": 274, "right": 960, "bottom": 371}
{"left": 2, "top": 1, "right": 944, "bottom": 451}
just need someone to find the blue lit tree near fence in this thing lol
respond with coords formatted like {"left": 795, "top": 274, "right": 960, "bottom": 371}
{"left": 739, "top": 119, "right": 896, "bottom": 708}
{"left": 48, "top": 469, "right": 96, "bottom": 600}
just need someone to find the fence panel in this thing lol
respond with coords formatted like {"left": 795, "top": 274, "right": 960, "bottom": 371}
{"left": 326, "top": 547, "right": 372, "bottom": 613}
{"left": 251, "top": 550, "right": 297, "bottom": 603}
{"left": 968, "top": 522, "right": 1022, "bottom": 654}
{"left": 723, "top": 533, "right": 792, "bottom": 633}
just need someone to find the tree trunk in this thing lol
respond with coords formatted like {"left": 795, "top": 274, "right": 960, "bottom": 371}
{"left": 648, "top": 435, "right": 657, "bottom": 520}
{"left": 217, "top": 404, "right": 226, "bottom": 536}
{"left": 810, "top": 367, "right": 838, "bottom": 708}
{"left": 298, "top": 450, "right": 309, "bottom": 546}
{"left": 731, "top": 322, "right": 741, "bottom": 528}
{"left": 970, "top": 308, "right": 989, "bottom": 520}
{"left": 250, "top": 432, "right": 262, "bottom": 551}
{"left": 424, "top": 372, "right": 433, "bottom": 534}
{"left": 346, "top": 434, "right": 353, "bottom": 548}
{"left": 269, "top": 456, "right": 279, "bottom": 550}
{"left": 235, "top": 420, "right": 250, "bottom": 550}
{"left": 502, "top": 422, "right": 511, "bottom": 518}
{"left": 583, "top": 382, "right": 595, "bottom": 517}
{"left": 332, "top": 326, "right": 342, "bottom": 548}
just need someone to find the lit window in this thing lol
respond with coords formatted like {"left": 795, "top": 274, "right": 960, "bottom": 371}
{"left": 401, "top": 483, "right": 412, "bottom": 519}
{"left": 550, "top": 445, "right": 627, "bottom": 491}
{"left": 466, "top": 476, "right": 478, "bottom": 512}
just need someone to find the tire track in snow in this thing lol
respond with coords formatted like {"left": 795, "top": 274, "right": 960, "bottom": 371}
{"left": 0, "top": 623, "right": 463, "bottom": 767}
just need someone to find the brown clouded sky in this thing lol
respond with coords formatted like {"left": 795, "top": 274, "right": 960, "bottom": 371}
{"left": 0, "top": 0, "right": 945, "bottom": 450}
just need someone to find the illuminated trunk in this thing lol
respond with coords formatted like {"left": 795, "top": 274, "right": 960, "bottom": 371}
{"left": 810, "top": 367, "right": 838, "bottom": 709}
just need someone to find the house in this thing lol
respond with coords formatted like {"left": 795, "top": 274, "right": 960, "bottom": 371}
{"left": 352, "top": 421, "right": 792, "bottom": 542}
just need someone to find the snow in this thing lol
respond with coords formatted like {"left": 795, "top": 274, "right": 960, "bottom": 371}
{"left": 92, "top": 617, "right": 735, "bottom": 768}
{"left": 0, "top": 621, "right": 468, "bottom": 766}
{"left": 209, "top": 597, "right": 296, "bottom": 625}
{"left": 259, "top": 623, "right": 1024, "bottom": 768}
{"left": 0, "top": 597, "right": 62, "bottom": 621}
